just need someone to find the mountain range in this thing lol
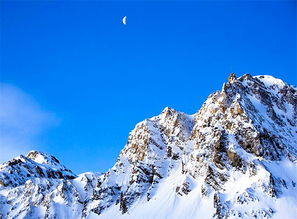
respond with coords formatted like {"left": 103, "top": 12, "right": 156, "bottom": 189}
{"left": 0, "top": 73, "right": 296, "bottom": 218}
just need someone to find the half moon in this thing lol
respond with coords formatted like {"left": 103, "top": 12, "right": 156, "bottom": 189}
{"left": 122, "top": 16, "right": 127, "bottom": 25}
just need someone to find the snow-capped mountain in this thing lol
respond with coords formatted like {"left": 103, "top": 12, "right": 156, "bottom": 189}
{"left": 0, "top": 74, "right": 296, "bottom": 219}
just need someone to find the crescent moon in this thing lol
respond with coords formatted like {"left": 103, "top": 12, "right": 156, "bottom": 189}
{"left": 122, "top": 16, "right": 127, "bottom": 25}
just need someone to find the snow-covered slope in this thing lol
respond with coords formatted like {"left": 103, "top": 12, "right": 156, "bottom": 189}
{"left": 0, "top": 74, "right": 296, "bottom": 219}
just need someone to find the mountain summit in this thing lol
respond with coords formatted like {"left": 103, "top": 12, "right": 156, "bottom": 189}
{"left": 0, "top": 74, "right": 296, "bottom": 218}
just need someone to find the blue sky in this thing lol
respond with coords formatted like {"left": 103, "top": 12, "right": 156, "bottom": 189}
{"left": 0, "top": 1, "right": 296, "bottom": 174}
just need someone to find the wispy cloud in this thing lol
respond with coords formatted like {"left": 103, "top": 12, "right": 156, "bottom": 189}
{"left": 0, "top": 83, "right": 58, "bottom": 163}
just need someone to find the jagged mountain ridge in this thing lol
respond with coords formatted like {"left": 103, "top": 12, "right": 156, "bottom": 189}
{"left": 0, "top": 151, "right": 76, "bottom": 187}
{"left": 0, "top": 74, "right": 296, "bottom": 218}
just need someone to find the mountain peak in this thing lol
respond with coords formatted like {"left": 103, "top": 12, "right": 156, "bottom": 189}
{"left": 0, "top": 151, "right": 76, "bottom": 188}
{"left": 26, "top": 150, "right": 60, "bottom": 165}
{"left": 228, "top": 72, "right": 237, "bottom": 83}
{"left": 254, "top": 75, "right": 287, "bottom": 88}
{"left": 161, "top": 106, "right": 177, "bottom": 114}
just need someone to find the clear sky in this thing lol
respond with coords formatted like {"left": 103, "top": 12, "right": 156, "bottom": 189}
{"left": 0, "top": 0, "right": 296, "bottom": 174}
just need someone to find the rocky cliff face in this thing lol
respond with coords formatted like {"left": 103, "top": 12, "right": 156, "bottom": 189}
{"left": 0, "top": 74, "right": 296, "bottom": 219}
